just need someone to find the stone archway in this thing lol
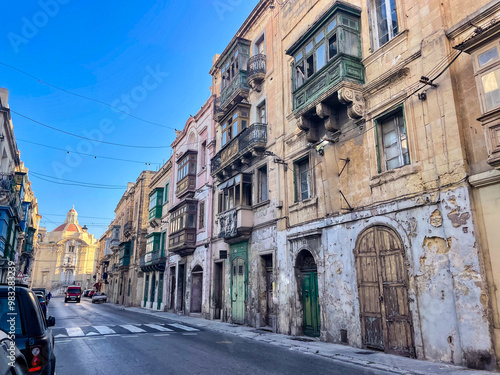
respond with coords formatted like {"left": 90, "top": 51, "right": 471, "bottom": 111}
{"left": 295, "top": 250, "right": 320, "bottom": 337}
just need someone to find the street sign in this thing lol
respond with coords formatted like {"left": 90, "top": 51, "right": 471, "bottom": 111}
{"left": 16, "top": 271, "right": 23, "bottom": 278}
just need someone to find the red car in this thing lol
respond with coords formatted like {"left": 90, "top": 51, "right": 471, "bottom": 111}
{"left": 64, "top": 286, "right": 82, "bottom": 303}
{"left": 88, "top": 290, "right": 95, "bottom": 298}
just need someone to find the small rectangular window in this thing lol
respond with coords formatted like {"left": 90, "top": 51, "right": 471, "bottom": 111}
{"left": 482, "top": 70, "right": 500, "bottom": 111}
{"left": 329, "top": 34, "right": 338, "bottom": 59}
{"left": 199, "top": 202, "right": 205, "bottom": 229}
{"left": 296, "top": 61, "right": 305, "bottom": 87}
{"left": 306, "top": 55, "right": 314, "bottom": 78}
{"left": 164, "top": 183, "right": 170, "bottom": 203}
{"left": 478, "top": 47, "right": 499, "bottom": 68}
{"left": 316, "top": 43, "right": 326, "bottom": 70}
{"left": 258, "top": 165, "right": 268, "bottom": 202}
{"left": 378, "top": 109, "right": 410, "bottom": 171}
{"left": 294, "top": 157, "right": 311, "bottom": 202}
{"left": 372, "top": 0, "right": 399, "bottom": 49}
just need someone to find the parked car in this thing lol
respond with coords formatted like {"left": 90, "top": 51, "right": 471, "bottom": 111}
{"left": 0, "top": 328, "right": 28, "bottom": 375}
{"left": 88, "top": 290, "right": 95, "bottom": 298}
{"left": 83, "top": 290, "right": 90, "bottom": 297}
{"left": 64, "top": 286, "right": 81, "bottom": 303}
{"left": 32, "top": 288, "right": 48, "bottom": 305}
{"left": 35, "top": 293, "right": 47, "bottom": 318}
{"left": 91, "top": 293, "right": 107, "bottom": 304}
{"left": 0, "top": 284, "right": 56, "bottom": 374}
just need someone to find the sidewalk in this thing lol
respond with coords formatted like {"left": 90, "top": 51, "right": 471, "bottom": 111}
{"left": 110, "top": 303, "right": 495, "bottom": 375}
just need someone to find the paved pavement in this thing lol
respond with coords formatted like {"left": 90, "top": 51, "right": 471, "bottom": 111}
{"left": 49, "top": 296, "right": 399, "bottom": 375}
{"left": 104, "top": 302, "right": 495, "bottom": 375}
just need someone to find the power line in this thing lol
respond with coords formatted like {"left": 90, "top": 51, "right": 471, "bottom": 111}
{"left": 11, "top": 110, "right": 171, "bottom": 149}
{"left": 17, "top": 138, "right": 161, "bottom": 166}
{"left": 29, "top": 171, "right": 126, "bottom": 188}
{"left": 40, "top": 213, "right": 114, "bottom": 220}
{"left": 30, "top": 174, "right": 127, "bottom": 190}
{"left": 0, "top": 61, "right": 175, "bottom": 130}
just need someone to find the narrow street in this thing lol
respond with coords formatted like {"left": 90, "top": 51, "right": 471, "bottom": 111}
{"left": 49, "top": 296, "right": 391, "bottom": 375}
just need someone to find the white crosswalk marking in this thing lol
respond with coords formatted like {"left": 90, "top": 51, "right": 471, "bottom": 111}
{"left": 93, "top": 326, "right": 116, "bottom": 335}
{"left": 86, "top": 332, "right": 99, "bottom": 336}
{"left": 169, "top": 323, "right": 199, "bottom": 332}
{"left": 144, "top": 324, "right": 173, "bottom": 332}
{"left": 66, "top": 327, "right": 85, "bottom": 337}
{"left": 54, "top": 334, "right": 68, "bottom": 338}
{"left": 121, "top": 324, "right": 146, "bottom": 333}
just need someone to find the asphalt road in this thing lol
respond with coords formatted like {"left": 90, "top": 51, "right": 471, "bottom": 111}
{"left": 49, "top": 296, "right": 392, "bottom": 375}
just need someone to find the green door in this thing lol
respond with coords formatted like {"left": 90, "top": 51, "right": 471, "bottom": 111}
{"left": 302, "top": 271, "right": 320, "bottom": 337}
{"left": 231, "top": 257, "right": 245, "bottom": 324}
{"left": 157, "top": 272, "right": 164, "bottom": 310}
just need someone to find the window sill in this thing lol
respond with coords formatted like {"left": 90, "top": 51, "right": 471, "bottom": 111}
{"left": 289, "top": 196, "right": 318, "bottom": 212}
{"left": 362, "top": 30, "right": 409, "bottom": 68}
{"left": 252, "top": 200, "right": 270, "bottom": 209}
{"left": 369, "top": 163, "right": 420, "bottom": 188}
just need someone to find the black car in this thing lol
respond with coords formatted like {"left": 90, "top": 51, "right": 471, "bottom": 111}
{"left": 0, "top": 328, "right": 28, "bottom": 375}
{"left": 35, "top": 293, "right": 47, "bottom": 318}
{"left": 0, "top": 284, "right": 56, "bottom": 375}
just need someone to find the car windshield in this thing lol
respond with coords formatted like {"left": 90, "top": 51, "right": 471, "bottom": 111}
{"left": 67, "top": 289, "right": 80, "bottom": 293}
{"left": 0, "top": 295, "right": 23, "bottom": 335}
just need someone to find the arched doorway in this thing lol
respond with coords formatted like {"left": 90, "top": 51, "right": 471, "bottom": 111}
{"left": 354, "top": 226, "right": 415, "bottom": 357}
{"left": 190, "top": 265, "right": 203, "bottom": 313}
{"left": 296, "top": 250, "right": 320, "bottom": 337}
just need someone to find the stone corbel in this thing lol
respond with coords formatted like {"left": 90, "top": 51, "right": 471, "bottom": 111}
{"left": 338, "top": 87, "right": 365, "bottom": 119}
{"left": 316, "top": 103, "right": 338, "bottom": 132}
{"left": 297, "top": 116, "right": 320, "bottom": 143}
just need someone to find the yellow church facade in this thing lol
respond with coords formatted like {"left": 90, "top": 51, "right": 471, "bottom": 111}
{"left": 31, "top": 208, "right": 99, "bottom": 293}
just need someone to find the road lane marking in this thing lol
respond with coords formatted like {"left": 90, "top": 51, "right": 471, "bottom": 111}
{"left": 93, "top": 326, "right": 116, "bottom": 335}
{"left": 182, "top": 333, "right": 198, "bottom": 336}
{"left": 120, "top": 335, "right": 139, "bottom": 338}
{"left": 154, "top": 334, "right": 170, "bottom": 337}
{"left": 54, "top": 334, "right": 68, "bottom": 338}
{"left": 144, "top": 324, "right": 173, "bottom": 332}
{"left": 120, "top": 324, "right": 146, "bottom": 333}
{"left": 169, "top": 323, "right": 199, "bottom": 332}
{"left": 87, "top": 337, "right": 105, "bottom": 341}
{"left": 66, "top": 327, "right": 85, "bottom": 337}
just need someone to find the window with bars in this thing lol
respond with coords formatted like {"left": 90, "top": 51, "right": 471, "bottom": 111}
{"left": 376, "top": 108, "right": 409, "bottom": 172}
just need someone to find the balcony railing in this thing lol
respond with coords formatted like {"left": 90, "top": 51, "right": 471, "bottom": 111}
{"left": 123, "top": 221, "right": 133, "bottom": 237}
{"left": 218, "top": 206, "right": 253, "bottom": 241}
{"left": 140, "top": 250, "right": 166, "bottom": 272}
{"left": 247, "top": 54, "right": 266, "bottom": 91}
{"left": 211, "top": 123, "right": 267, "bottom": 175}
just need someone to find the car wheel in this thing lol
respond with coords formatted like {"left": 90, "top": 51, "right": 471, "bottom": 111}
{"left": 64, "top": 299, "right": 68, "bottom": 303}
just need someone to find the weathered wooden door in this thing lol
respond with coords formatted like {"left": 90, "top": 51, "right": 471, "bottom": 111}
{"left": 302, "top": 272, "right": 320, "bottom": 337}
{"left": 190, "top": 266, "right": 203, "bottom": 313}
{"left": 150, "top": 273, "right": 156, "bottom": 304}
{"left": 355, "top": 226, "right": 415, "bottom": 357}
{"left": 231, "top": 257, "right": 245, "bottom": 324}
{"left": 214, "top": 262, "right": 223, "bottom": 320}
{"left": 157, "top": 272, "right": 163, "bottom": 310}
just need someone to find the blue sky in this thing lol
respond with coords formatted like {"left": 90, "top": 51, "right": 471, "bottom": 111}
{"left": 0, "top": 0, "right": 259, "bottom": 237}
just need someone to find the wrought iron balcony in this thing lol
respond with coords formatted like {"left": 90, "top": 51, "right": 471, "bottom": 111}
{"left": 140, "top": 250, "right": 166, "bottom": 272}
{"left": 247, "top": 54, "right": 266, "bottom": 91}
{"left": 123, "top": 221, "right": 133, "bottom": 237}
{"left": 211, "top": 123, "right": 267, "bottom": 176}
{"left": 218, "top": 206, "right": 253, "bottom": 243}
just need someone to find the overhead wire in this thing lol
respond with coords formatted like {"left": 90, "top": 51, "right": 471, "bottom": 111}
{"left": 17, "top": 138, "right": 161, "bottom": 166}
{"left": 0, "top": 61, "right": 175, "bottom": 130}
{"left": 11, "top": 110, "right": 171, "bottom": 149}
{"left": 30, "top": 173, "right": 127, "bottom": 190}
{"left": 29, "top": 171, "right": 126, "bottom": 188}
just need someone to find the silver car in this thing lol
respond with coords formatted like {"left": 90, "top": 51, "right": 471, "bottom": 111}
{"left": 91, "top": 292, "right": 107, "bottom": 304}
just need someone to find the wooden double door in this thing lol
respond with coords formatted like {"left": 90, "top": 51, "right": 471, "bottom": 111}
{"left": 355, "top": 226, "right": 415, "bottom": 357}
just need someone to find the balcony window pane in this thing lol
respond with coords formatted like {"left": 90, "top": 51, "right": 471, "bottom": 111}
{"left": 315, "top": 32, "right": 324, "bottom": 43}
{"left": 329, "top": 34, "right": 338, "bottom": 59}
{"left": 296, "top": 61, "right": 305, "bottom": 87}
{"left": 478, "top": 47, "right": 499, "bottom": 67}
{"left": 316, "top": 43, "right": 326, "bottom": 70}
{"left": 233, "top": 121, "right": 238, "bottom": 137}
{"left": 482, "top": 70, "right": 500, "bottom": 111}
{"left": 327, "top": 19, "right": 337, "bottom": 33}
{"left": 306, "top": 55, "right": 314, "bottom": 78}
{"left": 295, "top": 52, "right": 303, "bottom": 62}
{"left": 306, "top": 42, "right": 313, "bottom": 54}
{"left": 390, "top": 0, "right": 398, "bottom": 37}
{"left": 343, "top": 30, "right": 359, "bottom": 57}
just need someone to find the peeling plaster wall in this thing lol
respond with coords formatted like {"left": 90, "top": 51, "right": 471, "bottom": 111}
{"left": 275, "top": 185, "right": 492, "bottom": 367}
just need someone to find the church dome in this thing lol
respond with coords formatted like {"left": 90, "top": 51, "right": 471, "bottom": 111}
{"left": 53, "top": 207, "right": 83, "bottom": 233}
